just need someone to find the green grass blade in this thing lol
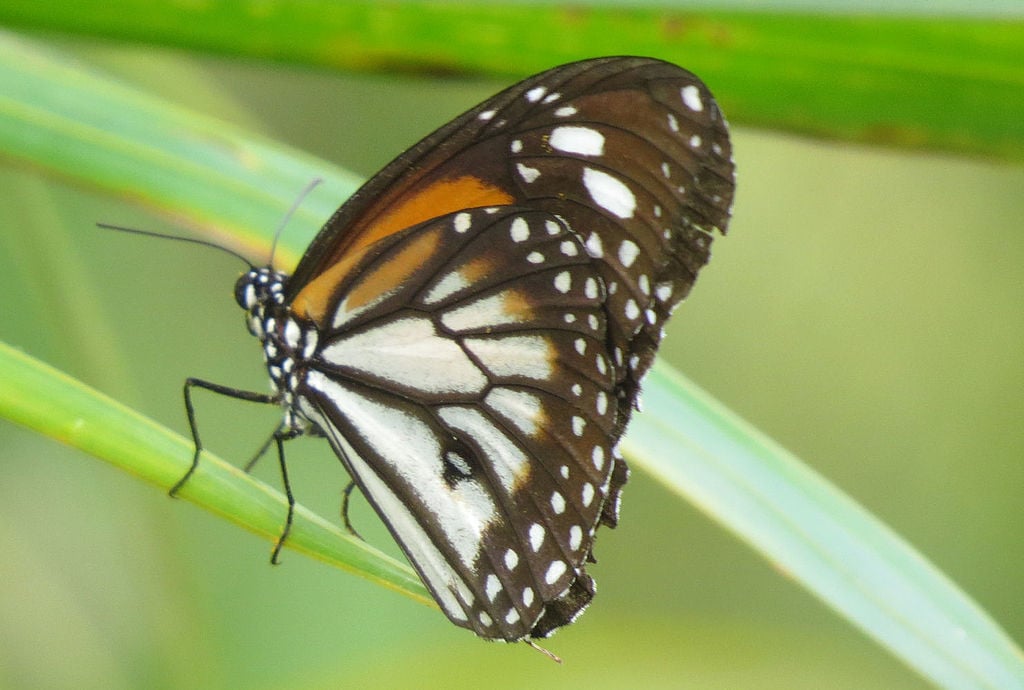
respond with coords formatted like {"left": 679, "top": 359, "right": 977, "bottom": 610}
{"left": 627, "top": 365, "right": 1024, "bottom": 690}
{"left": 0, "top": 341, "right": 432, "bottom": 607}
{"left": 0, "top": 4, "right": 1021, "bottom": 161}
{"left": 0, "top": 31, "right": 362, "bottom": 266}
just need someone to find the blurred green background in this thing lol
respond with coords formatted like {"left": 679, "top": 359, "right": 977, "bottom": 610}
{"left": 2, "top": 22, "right": 1023, "bottom": 690}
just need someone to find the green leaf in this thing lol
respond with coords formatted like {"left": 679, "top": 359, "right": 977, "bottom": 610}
{"left": 627, "top": 365, "right": 1024, "bottom": 690}
{"left": 0, "top": 341, "right": 433, "bottom": 607}
{"left": 1, "top": 27, "right": 1022, "bottom": 690}
{"left": 0, "top": 31, "right": 362, "bottom": 268}
{"left": 0, "top": 4, "right": 1021, "bottom": 161}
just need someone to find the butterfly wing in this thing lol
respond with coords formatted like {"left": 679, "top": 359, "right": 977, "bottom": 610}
{"left": 295, "top": 206, "right": 620, "bottom": 639}
{"left": 284, "top": 57, "right": 735, "bottom": 640}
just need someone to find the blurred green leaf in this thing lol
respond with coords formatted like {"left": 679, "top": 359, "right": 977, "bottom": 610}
{"left": 0, "top": 31, "right": 362, "bottom": 268}
{"left": 628, "top": 366, "right": 1024, "bottom": 690}
{"left": 0, "top": 4, "right": 1022, "bottom": 161}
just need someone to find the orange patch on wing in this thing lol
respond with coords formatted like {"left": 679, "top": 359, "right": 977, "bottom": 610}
{"left": 293, "top": 176, "right": 513, "bottom": 325}
{"left": 459, "top": 256, "right": 496, "bottom": 284}
{"left": 293, "top": 227, "right": 443, "bottom": 324}
{"left": 500, "top": 289, "right": 534, "bottom": 322}
{"left": 351, "top": 175, "right": 514, "bottom": 254}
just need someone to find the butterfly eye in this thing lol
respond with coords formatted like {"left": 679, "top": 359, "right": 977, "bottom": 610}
{"left": 234, "top": 271, "right": 257, "bottom": 311}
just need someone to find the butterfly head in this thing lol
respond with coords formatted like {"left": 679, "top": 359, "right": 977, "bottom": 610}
{"left": 235, "top": 266, "right": 322, "bottom": 434}
{"left": 235, "top": 267, "right": 289, "bottom": 339}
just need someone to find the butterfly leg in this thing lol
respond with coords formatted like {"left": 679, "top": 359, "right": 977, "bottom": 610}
{"left": 244, "top": 430, "right": 276, "bottom": 473}
{"left": 269, "top": 430, "right": 297, "bottom": 565}
{"left": 172, "top": 377, "right": 277, "bottom": 496}
{"left": 340, "top": 481, "right": 364, "bottom": 541}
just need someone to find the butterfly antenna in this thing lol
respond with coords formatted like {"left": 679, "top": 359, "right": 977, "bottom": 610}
{"left": 96, "top": 223, "right": 254, "bottom": 268}
{"left": 268, "top": 177, "right": 323, "bottom": 269}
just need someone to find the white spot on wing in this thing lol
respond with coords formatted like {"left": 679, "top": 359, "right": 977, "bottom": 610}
{"left": 582, "top": 167, "right": 636, "bottom": 219}
{"left": 584, "top": 232, "right": 603, "bottom": 258}
{"left": 572, "top": 416, "right": 585, "bottom": 436}
{"left": 440, "top": 292, "right": 531, "bottom": 332}
{"left": 486, "top": 387, "right": 544, "bottom": 437}
{"left": 478, "top": 109, "right": 496, "bottom": 121}
{"left": 486, "top": 573, "right": 501, "bottom": 601}
{"left": 505, "top": 549, "right": 519, "bottom": 570}
{"left": 545, "top": 560, "right": 567, "bottom": 585}
{"left": 549, "top": 126, "right": 605, "bottom": 156}
{"left": 554, "top": 271, "right": 572, "bottom": 294}
{"left": 582, "top": 482, "right": 595, "bottom": 507}
{"left": 422, "top": 270, "right": 469, "bottom": 305}
{"left": 323, "top": 316, "right": 486, "bottom": 395}
{"left": 681, "top": 84, "right": 704, "bottom": 111}
{"left": 526, "top": 86, "right": 547, "bottom": 102}
{"left": 510, "top": 217, "right": 530, "bottom": 242}
{"left": 517, "top": 163, "right": 541, "bottom": 183}
{"left": 453, "top": 212, "right": 472, "bottom": 233}
{"left": 529, "top": 523, "right": 545, "bottom": 552}
{"left": 569, "top": 525, "right": 583, "bottom": 551}
{"left": 618, "top": 240, "right": 639, "bottom": 268}
{"left": 554, "top": 105, "right": 577, "bottom": 117}
{"left": 465, "top": 334, "right": 553, "bottom": 381}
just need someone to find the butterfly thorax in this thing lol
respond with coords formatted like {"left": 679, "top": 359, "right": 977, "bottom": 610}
{"left": 235, "top": 267, "right": 320, "bottom": 433}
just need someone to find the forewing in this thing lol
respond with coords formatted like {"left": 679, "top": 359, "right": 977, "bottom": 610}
{"left": 290, "top": 56, "right": 735, "bottom": 430}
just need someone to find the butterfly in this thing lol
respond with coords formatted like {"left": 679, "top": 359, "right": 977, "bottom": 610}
{"left": 176, "top": 56, "right": 735, "bottom": 643}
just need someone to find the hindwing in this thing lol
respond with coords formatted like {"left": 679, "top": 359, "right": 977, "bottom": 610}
{"left": 296, "top": 207, "right": 624, "bottom": 639}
